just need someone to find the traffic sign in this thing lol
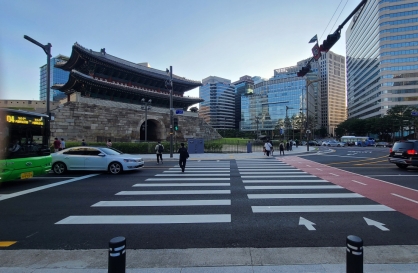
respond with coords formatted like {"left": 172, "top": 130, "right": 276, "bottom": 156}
{"left": 175, "top": 109, "right": 184, "bottom": 115}
{"left": 412, "top": 111, "right": 418, "bottom": 117}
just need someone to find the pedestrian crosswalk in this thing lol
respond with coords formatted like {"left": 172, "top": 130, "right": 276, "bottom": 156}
{"left": 55, "top": 158, "right": 395, "bottom": 227}
{"left": 236, "top": 158, "right": 394, "bottom": 216}
{"left": 56, "top": 160, "right": 232, "bottom": 225}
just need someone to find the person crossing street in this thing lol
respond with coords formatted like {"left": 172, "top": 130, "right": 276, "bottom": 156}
{"left": 155, "top": 141, "right": 164, "bottom": 164}
{"left": 177, "top": 142, "right": 189, "bottom": 172}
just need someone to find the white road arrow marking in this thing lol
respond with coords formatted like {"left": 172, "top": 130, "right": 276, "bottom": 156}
{"left": 363, "top": 217, "right": 389, "bottom": 231}
{"left": 299, "top": 217, "right": 316, "bottom": 230}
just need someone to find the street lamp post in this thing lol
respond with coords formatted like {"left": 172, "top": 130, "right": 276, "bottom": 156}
{"left": 166, "top": 66, "right": 174, "bottom": 158}
{"left": 255, "top": 116, "right": 260, "bottom": 139}
{"left": 285, "top": 106, "right": 293, "bottom": 141}
{"left": 24, "top": 35, "right": 52, "bottom": 146}
{"left": 305, "top": 78, "right": 321, "bottom": 151}
{"left": 141, "top": 98, "right": 152, "bottom": 142}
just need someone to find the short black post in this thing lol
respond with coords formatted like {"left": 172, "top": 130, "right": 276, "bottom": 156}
{"left": 108, "top": 236, "right": 126, "bottom": 273}
{"left": 346, "top": 235, "right": 363, "bottom": 273}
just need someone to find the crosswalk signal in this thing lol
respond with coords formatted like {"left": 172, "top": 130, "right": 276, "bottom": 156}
{"left": 173, "top": 117, "right": 179, "bottom": 131}
{"left": 297, "top": 64, "right": 311, "bottom": 77}
{"left": 319, "top": 31, "right": 341, "bottom": 52}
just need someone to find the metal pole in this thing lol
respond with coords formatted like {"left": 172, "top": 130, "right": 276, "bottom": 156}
{"left": 306, "top": 82, "right": 309, "bottom": 151}
{"left": 170, "top": 66, "right": 173, "bottom": 158}
{"left": 346, "top": 235, "right": 363, "bottom": 273}
{"left": 145, "top": 102, "right": 148, "bottom": 142}
{"left": 108, "top": 236, "right": 126, "bottom": 273}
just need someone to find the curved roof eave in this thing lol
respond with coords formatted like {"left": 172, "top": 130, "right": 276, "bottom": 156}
{"left": 52, "top": 70, "right": 203, "bottom": 104}
{"left": 56, "top": 43, "right": 202, "bottom": 89}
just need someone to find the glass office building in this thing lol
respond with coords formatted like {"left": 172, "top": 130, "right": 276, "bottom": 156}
{"left": 233, "top": 76, "right": 254, "bottom": 129}
{"left": 240, "top": 61, "right": 321, "bottom": 139}
{"left": 199, "top": 76, "right": 235, "bottom": 129}
{"left": 346, "top": 0, "right": 418, "bottom": 119}
{"left": 40, "top": 55, "right": 70, "bottom": 101}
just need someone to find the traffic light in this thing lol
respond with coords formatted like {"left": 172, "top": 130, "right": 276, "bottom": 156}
{"left": 173, "top": 117, "right": 179, "bottom": 131}
{"left": 297, "top": 64, "right": 311, "bottom": 77}
{"left": 319, "top": 31, "right": 341, "bottom": 52}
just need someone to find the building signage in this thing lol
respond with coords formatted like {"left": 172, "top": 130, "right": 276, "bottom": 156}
{"left": 412, "top": 111, "right": 418, "bottom": 116}
{"left": 175, "top": 109, "right": 184, "bottom": 115}
{"left": 6, "top": 114, "right": 44, "bottom": 126}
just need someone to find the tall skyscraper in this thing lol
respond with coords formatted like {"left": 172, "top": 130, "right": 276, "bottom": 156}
{"left": 346, "top": 0, "right": 418, "bottom": 119}
{"left": 233, "top": 76, "right": 254, "bottom": 129}
{"left": 199, "top": 76, "right": 235, "bottom": 130}
{"left": 318, "top": 51, "right": 347, "bottom": 136}
{"left": 40, "top": 55, "right": 70, "bottom": 101}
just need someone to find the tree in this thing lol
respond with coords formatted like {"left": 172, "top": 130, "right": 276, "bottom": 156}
{"left": 189, "top": 107, "right": 198, "bottom": 113}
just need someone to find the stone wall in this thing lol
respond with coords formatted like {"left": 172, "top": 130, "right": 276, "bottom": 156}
{"left": 50, "top": 100, "right": 221, "bottom": 143}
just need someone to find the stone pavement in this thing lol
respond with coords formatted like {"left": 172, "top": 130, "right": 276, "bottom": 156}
{"left": 1, "top": 147, "right": 417, "bottom": 272}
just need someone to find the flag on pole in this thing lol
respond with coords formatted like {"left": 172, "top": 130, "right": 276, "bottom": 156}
{"left": 308, "top": 34, "right": 318, "bottom": 43}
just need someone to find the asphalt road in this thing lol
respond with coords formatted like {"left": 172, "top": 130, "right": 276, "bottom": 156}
{"left": 1, "top": 149, "right": 417, "bottom": 250}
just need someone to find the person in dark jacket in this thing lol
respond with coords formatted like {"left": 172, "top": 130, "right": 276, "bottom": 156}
{"left": 177, "top": 143, "right": 189, "bottom": 173}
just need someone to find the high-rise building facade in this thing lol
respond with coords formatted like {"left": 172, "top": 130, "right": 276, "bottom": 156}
{"left": 199, "top": 76, "right": 235, "bottom": 130}
{"left": 40, "top": 55, "right": 70, "bottom": 101}
{"left": 232, "top": 75, "right": 254, "bottom": 129}
{"left": 318, "top": 51, "right": 347, "bottom": 135}
{"left": 240, "top": 62, "right": 321, "bottom": 139}
{"left": 346, "top": 0, "right": 418, "bottom": 119}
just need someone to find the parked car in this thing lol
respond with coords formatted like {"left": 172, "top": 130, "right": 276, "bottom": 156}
{"left": 52, "top": 146, "right": 144, "bottom": 174}
{"left": 308, "top": 141, "right": 321, "bottom": 146}
{"left": 375, "top": 141, "right": 392, "bottom": 148}
{"left": 388, "top": 140, "right": 418, "bottom": 169}
{"left": 324, "top": 140, "right": 346, "bottom": 147}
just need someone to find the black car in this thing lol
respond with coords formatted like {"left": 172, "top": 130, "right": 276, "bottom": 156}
{"left": 388, "top": 140, "right": 418, "bottom": 169}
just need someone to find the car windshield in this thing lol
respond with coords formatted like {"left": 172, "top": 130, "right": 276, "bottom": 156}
{"left": 100, "top": 147, "right": 123, "bottom": 155}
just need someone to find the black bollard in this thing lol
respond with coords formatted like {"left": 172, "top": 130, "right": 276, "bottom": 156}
{"left": 108, "top": 236, "right": 126, "bottom": 273}
{"left": 346, "top": 235, "right": 363, "bottom": 273}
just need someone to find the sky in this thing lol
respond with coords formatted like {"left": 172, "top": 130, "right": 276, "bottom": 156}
{"left": 0, "top": 0, "right": 363, "bottom": 101}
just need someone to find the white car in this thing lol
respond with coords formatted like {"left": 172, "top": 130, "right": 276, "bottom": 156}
{"left": 52, "top": 146, "right": 144, "bottom": 174}
{"left": 325, "top": 140, "right": 346, "bottom": 147}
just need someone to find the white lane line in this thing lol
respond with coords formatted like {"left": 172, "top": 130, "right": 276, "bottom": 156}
{"left": 245, "top": 185, "right": 342, "bottom": 190}
{"left": 238, "top": 167, "right": 295, "bottom": 170}
{"left": 352, "top": 180, "right": 367, "bottom": 185}
{"left": 248, "top": 193, "right": 363, "bottom": 199}
{"left": 116, "top": 190, "right": 231, "bottom": 195}
{"left": 391, "top": 193, "right": 418, "bottom": 204}
{"left": 252, "top": 205, "right": 395, "bottom": 213}
{"left": 243, "top": 180, "right": 329, "bottom": 183}
{"left": 164, "top": 170, "right": 230, "bottom": 173}
{"left": 0, "top": 174, "right": 100, "bottom": 202}
{"left": 146, "top": 178, "right": 230, "bottom": 181}
{"left": 55, "top": 214, "right": 231, "bottom": 224}
{"left": 306, "top": 165, "right": 311, "bottom": 167}
{"left": 92, "top": 200, "right": 231, "bottom": 207}
{"left": 369, "top": 175, "right": 418, "bottom": 177}
{"left": 240, "top": 171, "right": 305, "bottom": 175}
{"left": 133, "top": 183, "right": 230, "bottom": 187}
{"left": 156, "top": 174, "right": 229, "bottom": 176}
{"left": 316, "top": 168, "right": 323, "bottom": 171}
{"left": 329, "top": 173, "right": 339, "bottom": 176}
{"left": 242, "top": 175, "right": 315, "bottom": 178}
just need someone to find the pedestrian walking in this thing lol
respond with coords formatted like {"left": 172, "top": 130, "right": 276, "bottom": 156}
{"left": 290, "top": 140, "right": 293, "bottom": 151}
{"left": 264, "top": 141, "right": 272, "bottom": 156}
{"left": 279, "top": 142, "right": 285, "bottom": 155}
{"left": 107, "top": 139, "right": 112, "bottom": 147}
{"left": 155, "top": 141, "right": 164, "bottom": 164}
{"left": 286, "top": 141, "right": 290, "bottom": 151}
{"left": 177, "top": 142, "right": 189, "bottom": 172}
{"left": 270, "top": 141, "right": 274, "bottom": 155}
{"left": 81, "top": 139, "right": 87, "bottom": 146}
{"left": 53, "top": 138, "right": 61, "bottom": 152}
{"left": 60, "top": 138, "right": 66, "bottom": 151}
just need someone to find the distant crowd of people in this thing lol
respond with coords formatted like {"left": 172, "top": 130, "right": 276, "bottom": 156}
{"left": 263, "top": 140, "right": 295, "bottom": 156}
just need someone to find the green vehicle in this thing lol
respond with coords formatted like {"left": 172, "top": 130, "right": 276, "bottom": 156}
{"left": 0, "top": 109, "right": 51, "bottom": 182}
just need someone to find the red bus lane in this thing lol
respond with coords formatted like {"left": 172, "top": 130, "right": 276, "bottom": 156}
{"left": 280, "top": 156, "right": 418, "bottom": 220}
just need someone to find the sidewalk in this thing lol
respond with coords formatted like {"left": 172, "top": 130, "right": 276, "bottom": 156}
{"left": 2, "top": 147, "right": 417, "bottom": 272}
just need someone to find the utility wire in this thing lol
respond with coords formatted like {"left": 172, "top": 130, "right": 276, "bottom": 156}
{"left": 319, "top": 0, "right": 344, "bottom": 42}
{"left": 330, "top": 0, "right": 349, "bottom": 33}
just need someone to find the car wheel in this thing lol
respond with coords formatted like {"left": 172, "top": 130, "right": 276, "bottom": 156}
{"left": 108, "top": 162, "right": 123, "bottom": 174}
{"left": 328, "top": 144, "right": 330, "bottom": 146}
{"left": 337, "top": 144, "right": 341, "bottom": 147}
{"left": 396, "top": 164, "right": 408, "bottom": 169}
{"left": 52, "top": 162, "right": 67, "bottom": 174}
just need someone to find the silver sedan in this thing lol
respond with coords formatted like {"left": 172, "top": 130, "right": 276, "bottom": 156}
{"left": 51, "top": 146, "right": 144, "bottom": 174}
